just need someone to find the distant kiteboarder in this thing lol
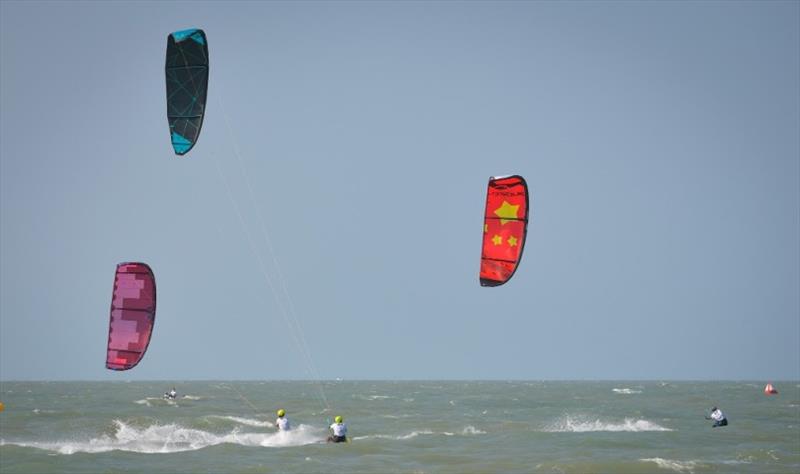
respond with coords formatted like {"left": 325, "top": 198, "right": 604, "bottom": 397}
{"left": 164, "top": 387, "right": 177, "bottom": 400}
{"left": 764, "top": 383, "right": 778, "bottom": 395}
{"left": 706, "top": 406, "right": 728, "bottom": 427}
{"left": 327, "top": 415, "right": 348, "bottom": 443}
{"left": 276, "top": 409, "right": 291, "bottom": 431}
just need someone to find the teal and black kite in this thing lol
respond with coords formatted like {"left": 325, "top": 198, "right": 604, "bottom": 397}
{"left": 165, "top": 28, "right": 208, "bottom": 155}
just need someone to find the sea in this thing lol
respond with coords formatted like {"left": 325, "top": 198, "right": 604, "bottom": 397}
{"left": 0, "top": 381, "right": 798, "bottom": 473}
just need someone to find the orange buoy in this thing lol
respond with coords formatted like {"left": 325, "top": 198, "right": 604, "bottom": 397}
{"left": 764, "top": 383, "right": 778, "bottom": 395}
{"left": 0, "top": 401, "right": 4, "bottom": 412}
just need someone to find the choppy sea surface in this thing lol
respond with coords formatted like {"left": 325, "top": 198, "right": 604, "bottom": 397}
{"left": 0, "top": 381, "right": 798, "bottom": 473}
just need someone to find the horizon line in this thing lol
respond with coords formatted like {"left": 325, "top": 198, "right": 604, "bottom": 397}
{"left": 2, "top": 378, "right": 798, "bottom": 383}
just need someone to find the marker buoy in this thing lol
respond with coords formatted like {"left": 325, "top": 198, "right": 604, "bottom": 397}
{"left": 764, "top": 383, "right": 778, "bottom": 395}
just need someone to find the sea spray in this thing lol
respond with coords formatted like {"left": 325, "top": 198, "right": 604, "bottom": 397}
{"left": 544, "top": 415, "right": 672, "bottom": 432}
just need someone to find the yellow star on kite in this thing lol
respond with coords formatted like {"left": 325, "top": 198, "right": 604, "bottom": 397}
{"left": 484, "top": 224, "right": 488, "bottom": 233}
{"left": 494, "top": 200, "right": 520, "bottom": 225}
{"left": 507, "top": 235, "right": 518, "bottom": 247}
{"left": 492, "top": 234, "right": 503, "bottom": 245}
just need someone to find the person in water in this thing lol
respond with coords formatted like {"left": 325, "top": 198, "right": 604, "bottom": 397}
{"left": 328, "top": 415, "right": 348, "bottom": 443}
{"left": 164, "top": 387, "right": 177, "bottom": 399}
{"left": 275, "top": 409, "right": 290, "bottom": 431}
{"left": 706, "top": 406, "right": 728, "bottom": 427}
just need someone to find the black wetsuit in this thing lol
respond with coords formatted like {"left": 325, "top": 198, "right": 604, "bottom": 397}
{"left": 328, "top": 435, "right": 347, "bottom": 443}
{"left": 713, "top": 418, "right": 728, "bottom": 427}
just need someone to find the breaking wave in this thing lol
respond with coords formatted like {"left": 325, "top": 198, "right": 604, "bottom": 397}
{"left": 207, "top": 415, "right": 272, "bottom": 427}
{"left": 613, "top": 388, "right": 642, "bottom": 394}
{"left": 133, "top": 397, "right": 181, "bottom": 407}
{"left": 352, "top": 426, "right": 485, "bottom": 441}
{"left": 640, "top": 458, "right": 700, "bottom": 472}
{"left": 544, "top": 415, "right": 671, "bottom": 432}
{"left": 353, "top": 430, "right": 435, "bottom": 441}
{"left": 0, "top": 420, "right": 324, "bottom": 454}
{"left": 460, "top": 426, "right": 486, "bottom": 435}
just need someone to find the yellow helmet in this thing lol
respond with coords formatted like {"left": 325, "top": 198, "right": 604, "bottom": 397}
{"left": 277, "top": 409, "right": 285, "bottom": 417}
{"left": 334, "top": 415, "right": 343, "bottom": 423}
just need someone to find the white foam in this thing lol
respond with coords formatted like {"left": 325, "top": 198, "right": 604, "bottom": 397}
{"left": 353, "top": 394, "right": 395, "bottom": 401}
{"left": 353, "top": 430, "right": 435, "bottom": 441}
{"left": 2, "top": 420, "right": 325, "bottom": 454}
{"left": 461, "top": 425, "right": 486, "bottom": 435}
{"left": 133, "top": 397, "right": 180, "bottom": 407}
{"left": 352, "top": 426, "right": 485, "bottom": 442}
{"left": 544, "top": 416, "right": 672, "bottom": 432}
{"left": 613, "top": 388, "right": 642, "bottom": 394}
{"left": 181, "top": 395, "right": 203, "bottom": 400}
{"left": 641, "top": 458, "right": 699, "bottom": 473}
{"left": 767, "top": 450, "right": 780, "bottom": 461}
{"left": 209, "top": 415, "right": 272, "bottom": 427}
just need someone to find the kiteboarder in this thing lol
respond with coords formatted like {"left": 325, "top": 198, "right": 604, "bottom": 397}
{"left": 164, "top": 387, "right": 177, "bottom": 400}
{"left": 327, "top": 415, "right": 348, "bottom": 443}
{"left": 705, "top": 406, "right": 728, "bottom": 427}
{"left": 276, "top": 409, "right": 290, "bottom": 431}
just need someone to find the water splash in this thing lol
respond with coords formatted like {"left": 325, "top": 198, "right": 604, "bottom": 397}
{"left": 544, "top": 415, "right": 671, "bottom": 432}
{"left": 1, "top": 420, "right": 325, "bottom": 454}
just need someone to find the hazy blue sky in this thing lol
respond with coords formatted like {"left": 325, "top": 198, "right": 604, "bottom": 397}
{"left": 1, "top": 1, "right": 798, "bottom": 381}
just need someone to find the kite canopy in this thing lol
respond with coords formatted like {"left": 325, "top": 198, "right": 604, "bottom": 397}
{"left": 479, "top": 175, "right": 529, "bottom": 286}
{"left": 165, "top": 28, "right": 209, "bottom": 155}
{"left": 106, "top": 263, "right": 156, "bottom": 370}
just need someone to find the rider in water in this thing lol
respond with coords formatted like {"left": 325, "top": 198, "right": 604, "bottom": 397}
{"left": 165, "top": 387, "right": 177, "bottom": 399}
{"left": 706, "top": 406, "right": 728, "bottom": 427}
{"left": 328, "top": 415, "right": 347, "bottom": 443}
{"left": 276, "top": 409, "right": 290, "bottom": 431}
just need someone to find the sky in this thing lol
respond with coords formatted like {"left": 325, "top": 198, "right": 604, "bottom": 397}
{"left": 1, "top": 1, "right": 798, "bottom": 381}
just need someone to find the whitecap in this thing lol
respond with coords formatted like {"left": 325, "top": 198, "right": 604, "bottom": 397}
{"left": 352, "top": 394, "right": 395, "bottom": 401}
{"left": 134, "top": 396, "right": 179, "bottom": 407}
{"left": 353, "top": 430, "right": 435, "bottom": 441}
{"left": 640, "top": 458, "right": 699, "bottom": 473}
{"left": 352, "top": 426, "right": 485, "bottom": 442}
{"left": 544, "top": 416, "right": 672, "bottom": 432}
{"left": 613, "top": 388, "right": 642, "bottom": 394}
{"left": 1, "top": 420, "right": 325, "bottom": 454}
{"left": 208, "top": 415, "right": 272, "bottom": 427}
{"left": 461, "top": 426, "right": 486, "bottom": 435}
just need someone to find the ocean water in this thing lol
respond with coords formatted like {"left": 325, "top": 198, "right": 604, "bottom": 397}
{"left": 0, "top": 381, "right": 798, "bottom": 473}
